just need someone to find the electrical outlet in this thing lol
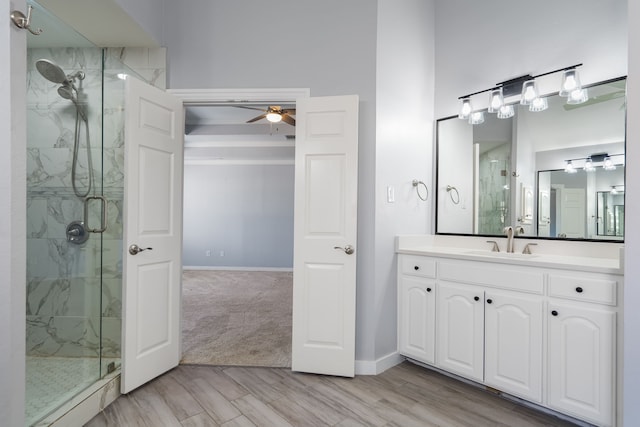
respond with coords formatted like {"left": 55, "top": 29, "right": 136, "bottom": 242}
{"left": 205, "top": 250, "right": 211, "bottom": 256}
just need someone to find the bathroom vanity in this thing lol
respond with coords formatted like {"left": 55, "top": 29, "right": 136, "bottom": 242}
{"left": 396, "top": 236, "right": 623, "bottom": 427}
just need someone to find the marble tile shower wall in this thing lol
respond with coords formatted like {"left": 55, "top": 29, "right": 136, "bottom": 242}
{"left": 478, "top": 144, "right": 511, "bottom": 235}
{"left": 26, "top": 47, "right": 166, "bottom": 359}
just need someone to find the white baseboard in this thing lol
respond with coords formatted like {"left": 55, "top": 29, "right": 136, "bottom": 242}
{"left": 183, "top": 266, "right": 293, "bottom": 272}
{"left": 355, "top": 352, "right": 405, "bottom": 375}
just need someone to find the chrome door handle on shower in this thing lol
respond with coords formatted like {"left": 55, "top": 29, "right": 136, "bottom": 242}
{"left": 129, "top": 244, "right": 153, "bottom": 255}
{"left": 84, "top": 196, "right": 107, "bottom": 233}
{"left": 334, "top": 245, "right": 355, "bottom": 255}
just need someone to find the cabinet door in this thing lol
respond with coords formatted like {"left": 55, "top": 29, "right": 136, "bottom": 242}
{"left": 398, "top": 276, "right": 436, "bottom": 363}
{"left": 485, "top": 291, "right": 543, "bottom": 403}
{"left": 547, "top": 303, "right": 615, "bottom": 427}
{"left": 436, "top": 282, "right": 484, "bottom": 382}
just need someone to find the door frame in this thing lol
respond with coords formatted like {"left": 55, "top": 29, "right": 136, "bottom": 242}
{"left": 168, "top": 87, "right": 310, "bottom": 361}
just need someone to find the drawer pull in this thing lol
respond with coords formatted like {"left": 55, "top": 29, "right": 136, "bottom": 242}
{"left": 575, "top": 286, "right": 584, "bottom": 293}
{"left": 426, "top": 287, "right": 432, "bottom": 292}
{"left": 486, "top": 298, "right": 493, "bottom": 304}
{"left": 551, "top": 310, "right": 558, "bottom": 316}
{"left": 474, "top": 296, "right": 480, "bottom": 301}
{"left": 414, "top": 266, "right": 419, "bottom": 270}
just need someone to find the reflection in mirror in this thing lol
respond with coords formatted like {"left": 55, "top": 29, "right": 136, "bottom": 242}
{"left": 537, "top": 167, "right": 624, "bottom": 240}
{"left": 436, "top": 77, "right": 626, "bottom": 241}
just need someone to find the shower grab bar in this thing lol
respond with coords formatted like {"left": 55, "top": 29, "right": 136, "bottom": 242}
{"left": 84, "top": 196, "right": 108, "bottom": 233}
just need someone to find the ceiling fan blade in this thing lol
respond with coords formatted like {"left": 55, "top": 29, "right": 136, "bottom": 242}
{"left": 246, "top": 113, "right": 267, "bottom": 123}
{"left": 281, "top": 113, "right": 296, "bottom": 126}
{"left": 282, "top": 108, "right": 296, "bottom": 114}
{"left": 234, "top": 105, "right": 267, "bottom": 112}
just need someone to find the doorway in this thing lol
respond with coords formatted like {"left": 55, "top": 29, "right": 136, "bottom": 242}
{"left": 170, "top": 89, "right": 309, "bottom": 367}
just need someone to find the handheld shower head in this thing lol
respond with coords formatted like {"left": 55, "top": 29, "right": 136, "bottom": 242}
{"left": 35, "top": 59, "right": 67, "bottom": 84}
{"left": 57, "top": 84, "right": 75, "bottom": 100}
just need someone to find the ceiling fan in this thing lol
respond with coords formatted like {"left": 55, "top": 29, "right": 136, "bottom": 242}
{"left": 240, "top": 105, "right": 296, "bottom": 126}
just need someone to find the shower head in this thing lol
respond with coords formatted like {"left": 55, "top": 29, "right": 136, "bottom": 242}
{"left": 57, "top": 84, "right": 75, "bottom": 100}
{"left": 35, "top": 59, "right": 67, "bottom": 84}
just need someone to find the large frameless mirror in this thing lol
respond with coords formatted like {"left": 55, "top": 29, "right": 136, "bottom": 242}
{"left": 436, "top": 77, "right": 626, "bottom": 241}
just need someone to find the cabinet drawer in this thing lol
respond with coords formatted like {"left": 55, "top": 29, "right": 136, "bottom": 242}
{"left": 400, "top": 255, "right": 436, "bottom": 278}
{"left": 548, "top": 274, "right": 618, "bottom": 306}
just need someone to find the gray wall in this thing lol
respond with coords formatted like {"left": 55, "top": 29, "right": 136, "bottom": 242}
{"left": 183, "top": 164, "right": 294, "bottom": 269}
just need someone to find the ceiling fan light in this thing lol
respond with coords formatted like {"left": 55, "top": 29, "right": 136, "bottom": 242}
{"left": 266, "top": 112, "right": 283, "bottom": 123}
{"left": 559, "top": 69, "right": 582, "bottom": 97}
{"left": 567, "top": 88, "right": 589, "bottom": 104}
{"left": 520, "top": 80, "right": 539, "bottom": 105}
{"left": 459, "top": 98, "right": 473, "bottom": 119}
{"left": 488, "top": 88, "right": 504, "bottom": 113}
{"left": 497, "top": 104, "right": 514, "bottom": 119}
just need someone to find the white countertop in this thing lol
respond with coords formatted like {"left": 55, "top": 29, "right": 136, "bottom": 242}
{"left": 396, "top": 235, "right": 624, "bottom": 275}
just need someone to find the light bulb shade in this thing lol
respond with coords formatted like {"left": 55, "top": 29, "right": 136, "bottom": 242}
{"left": 520, "top": 80, "right": 539, "bottom": 105}
{"left": 529, "top": 97, "right": 548, "bottom": 112}
{"left": 567, "top": 88, "right": 589, "bottom": 105}
{"left": 564, "top": 160, "right": 577, "bottom": 174}
{"left": 458, "top": 98, "right": 473, "bottom": 119}
{"left": 468, "top": 111, "right": 485, "bottom": 125}
{"left": 559, "top": 69, "right": 582, "bottom": 97}
{"left": 488, "top": 88, "right": 504, "bottom": 113}
{"left": 611, "top": 186, "right": 618, "bottom": 195}
{"left": 584, "top": 157, "right": 595, "bottom": 172}
{"left": 266, "top": 112, "right": 283, "bottom": 123}
{"left": 497, "top": 104, "right": 514, "bottom": 119}
{"left": 603, "top": 156, "right": 616, "bottom": 170}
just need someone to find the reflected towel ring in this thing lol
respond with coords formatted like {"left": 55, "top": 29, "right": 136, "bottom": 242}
{"left": 412, "top": 179, "right": 428, "bottom": 201}
{"left": 446, "top": 185, "right": 460, "bottom": 204}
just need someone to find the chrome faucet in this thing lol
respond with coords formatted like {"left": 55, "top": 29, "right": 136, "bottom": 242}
{"left": 503, "top": 226, "right": 514, "bottom": 253}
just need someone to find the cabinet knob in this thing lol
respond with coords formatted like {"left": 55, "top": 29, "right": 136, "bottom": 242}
{"left": 551, "top": 310, "right": 558, "bottom": 316}
{"left": 474, "top": 296, "right": 480, "bottom": 301}
{"left": 414, "top": 266, "right": 419, "bottom": 270}
{"left": 486, "top": 298, "right": 493, "bottom": 304}
{"left": 575, "top": 287, "right": 583, "bottom": 293}
{"left": 426, "top": 287, "right": 432, "bottom": 292}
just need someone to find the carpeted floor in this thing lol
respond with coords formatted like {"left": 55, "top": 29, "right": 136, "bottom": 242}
{"left": 181, "top": 270, "right": 292, "bottom": 367}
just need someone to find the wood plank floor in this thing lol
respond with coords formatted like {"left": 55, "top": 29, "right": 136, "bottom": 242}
{"left": 85, "top": 362, "right": 580, "bottom": 427}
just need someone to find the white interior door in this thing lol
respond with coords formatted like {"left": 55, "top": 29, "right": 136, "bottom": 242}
{"left": 122, "top": 77, "right": 184, "bottom": 393}
{"left": 560, "top": 188, "right": 586, "bottom": 238}
{"left": 292, "top": 95, "right": 359, "bottom": 377}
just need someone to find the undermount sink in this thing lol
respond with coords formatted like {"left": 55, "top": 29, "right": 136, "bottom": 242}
{"left": 465, "top": 250, "right": 539, "bottom": 259}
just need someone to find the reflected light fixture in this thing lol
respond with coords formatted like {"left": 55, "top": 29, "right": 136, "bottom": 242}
{"left": 567, "top": 88, "right": 589, "bottom": 104}
{"left": 497, "top": 104, "right": 514, "bottom": 119}
{"left": 564, "top": 160, "right": 577, "bottom": 174}
{"left": 584, "top": 157, "right": 596, "bottom": 172}
{"left": 469, "top": 111, "right": 485, "bottom": 125}
{"left": 611, "top": 186, "right": 618, "bottom": 195}
{"left": 529, "top": 97, "right": 548, "bottom": 112}
{"left": 603, "top": 155, "right": 617, "bottom": 170}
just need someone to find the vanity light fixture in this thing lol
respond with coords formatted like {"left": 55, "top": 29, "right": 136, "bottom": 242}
{"left": 603, "top": 155, "right": 617, "bottom": 170}
{"left": 468, "top": 111, "right": 485, "bottom": 125}
{"left": 564, "top": 160, "right": 577, "bottom": 174}
{"left": 488, "top": 88, "right": 504, "bottom": 113}
{"left": 611, "top": 186, "right": 618, "bottom": 195}
{"left": 456, "top": 63, "right": 585, "bottom": 124}
{"left": 584, "top": 157, "right": 596, "bottom": 172}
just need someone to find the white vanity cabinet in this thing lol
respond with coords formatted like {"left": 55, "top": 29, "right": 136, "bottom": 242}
{"left": 398, "top": 255, "right": 436, "bottom": 363}
{"left": 546, "top": 273, "right": 617, "bottom": 427}
{"left": 396, "top": 253, "right": 622, "bottom": 427}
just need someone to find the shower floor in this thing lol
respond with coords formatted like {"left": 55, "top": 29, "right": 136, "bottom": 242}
{"left": 25, "top": 356, "right": 119, "bottom": 426}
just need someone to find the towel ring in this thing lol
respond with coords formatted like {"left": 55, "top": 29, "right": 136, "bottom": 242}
{"left": 446, "top": 185, "right": 460, "bottom": 204}
{"left": 412, "top": 179, "right": 428, "bottom": 201}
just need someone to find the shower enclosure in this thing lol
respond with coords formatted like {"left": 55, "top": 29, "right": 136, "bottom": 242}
{"left": 24, "top": 2, "right": 148, "bottom": 424}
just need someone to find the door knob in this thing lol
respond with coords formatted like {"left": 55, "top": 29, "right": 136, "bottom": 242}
{"left": 334, "top": 245, "right": 355, "bottom": 255}
{"left": 129, "top": 244, "right": 153, "bottom": 255}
